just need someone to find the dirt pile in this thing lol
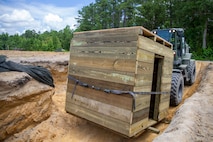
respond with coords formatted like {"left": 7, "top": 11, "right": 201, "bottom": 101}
{"left": 0, "top": 71, "right": 54, "bottom": 141}
{"left": 154, "top": 63, "right": 213, "bottom": 142}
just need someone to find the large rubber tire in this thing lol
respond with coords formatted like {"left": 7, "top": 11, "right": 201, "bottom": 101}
{"left": 186, "top": 61, "right": 196, "bottom": 85}
{"left": 170, "top": 73, "right": 184, "bottom": 106}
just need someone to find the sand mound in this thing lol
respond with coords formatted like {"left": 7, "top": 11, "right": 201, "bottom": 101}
{"left": 0, "top": 71, "right": 54, "bottom": 141}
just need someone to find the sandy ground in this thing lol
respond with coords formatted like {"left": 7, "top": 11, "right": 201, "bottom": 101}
{"left": 1, "top": 51, "right": 212, "bottom": 142}
{"left": 154, "top": 63, "right": 213, "bottom": 141}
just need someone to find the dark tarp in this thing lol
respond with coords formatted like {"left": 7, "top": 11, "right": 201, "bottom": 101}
{"left": 0, "top": 55, "right": 54, "bottom": 87}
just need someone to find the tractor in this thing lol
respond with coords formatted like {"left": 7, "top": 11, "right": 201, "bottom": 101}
{"left": 152, "top": 28, "right": 196, "bottom": 106}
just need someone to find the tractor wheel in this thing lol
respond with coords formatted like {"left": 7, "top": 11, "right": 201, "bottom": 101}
{"left": 186, "top": 60, "right": 196, "bottom": 85}
{"left": 170, "top": 73, "right": 184, "bottom": 106}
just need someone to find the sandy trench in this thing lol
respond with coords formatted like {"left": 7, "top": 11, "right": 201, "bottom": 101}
{"left": 0, "top": 50, "right": 212, "bottom": 142}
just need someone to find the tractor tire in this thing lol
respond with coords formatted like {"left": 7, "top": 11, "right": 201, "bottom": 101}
{"left": 170, "top": 73, "right": 184, "bottom": 106}
{"left": 186, "top": 60, "right": 196, "bottom": 85}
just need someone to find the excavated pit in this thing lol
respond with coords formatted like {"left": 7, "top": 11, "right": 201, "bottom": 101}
{"left": 0, "top": 72, "right": 54, "bottom": 141}
{"left": 0, "top": 51, "right": 212, "bottom": 142}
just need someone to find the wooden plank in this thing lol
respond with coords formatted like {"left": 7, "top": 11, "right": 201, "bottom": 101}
{"left": 71, "top": 27, "right": 140, "bottom": 47}
{"left": 69, "top": 66, "right": 135, "bottom": 85}
{"left": 133, "top": 86, "right": 152, "bottom": 92}
{"left": 129, "top": 118, "right": 149, "bottom": 137}
{"left": 69, "top": 56, "right": 136, "bottom": 73}
{"left": 158, "top": 109, "right": 168, "bottom": 121}
{"left": 72, "top": 35, "right": 138, "bottom": 45}
{"left": 134, "top": 95, "right": 151, "bottom": 112}
{"left": 132, "top": 107, "right": 149, "bottom": 124}
{"left": 135, "top": 74, "right": 153, "bottom": 87}
{"left": 160, "top": 94, "right": 170, "bottom": 103}
{"left": 162, "top": 67, "right": 173, "bottom": 75}
{"left": 141, "top": 27, "right": 172, "bottom": 48}
{"left": 73, "top": 26, "right": 142, "bottom": 39}
{"left": 68, "top": 75, "right": 134, "bottom": 91}
{"left": 161, "top": 76, "right": 172, "bottom": 84}
{"left": 136, "top": 49, "right": 155, "bottom": 63}
{"left": 70, "top": 46, "right": 137, "bottom": 55}
{"left": 136, "top": 61, "right": 154, "bottom": 75}
{"left": 70, "top": 50, "right": 136, "bottom": 60}
{"left": 138, "top": 36, "right": 174, "bottom": 58}
{"left": 66, "top": 93, "right": 132, "bottom": 123}
{"left": 163, "top": 57, "right": 174, "bottom": 65}
{"left": 71, "top": 40, "right": 138, "bottom": 47}
{"left": 160, "top": 83, "right": 171, "bottom": 92}
{"left": 159, "top": 100, "right": 170, "bottom": 112}
{"left": 66, "top": 82, "right": 133, "bottom": 110}
{"left": 65, "top": 102, "right": 130, "bottom": 136}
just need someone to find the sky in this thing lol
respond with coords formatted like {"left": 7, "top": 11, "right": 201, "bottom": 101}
{"left": 0, "top": 0, "right": 95, "bottom": 35}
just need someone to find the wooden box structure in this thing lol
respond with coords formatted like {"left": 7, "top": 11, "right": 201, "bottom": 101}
{"left": 65, "top": 26, "right": 174, "bottom": 137}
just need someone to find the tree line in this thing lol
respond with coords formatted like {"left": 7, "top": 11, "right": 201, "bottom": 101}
{"left": 0, "top": 25, "right": 73, "bottom": 51}
{"left": 76, "top": 0, "right": 213, "bottom": 60}
{"left": 0, "top": 0, "right": 213, "bottom": 59}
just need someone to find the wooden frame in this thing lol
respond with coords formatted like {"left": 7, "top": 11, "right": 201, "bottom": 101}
{"left": 65, "top": 26, "right": 173, "bottom": 137}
